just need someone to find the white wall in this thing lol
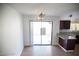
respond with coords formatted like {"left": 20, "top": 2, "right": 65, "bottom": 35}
{"left": 23, "top": 15, "right": 30, "bottom": 46}
{"left": 0, "top": 4, "right": 2, "bottom": 55}
{"left": 60, "top": 11, "right": 79, "bottom": 32}
{"left": 61, "top": 11, "right": 79, "bottom": 21}
{"left": 0, "top": 4, "right": 24, "bottom": 56}
{"left": 23, "top": 15, "right": 60, "bottom": 46}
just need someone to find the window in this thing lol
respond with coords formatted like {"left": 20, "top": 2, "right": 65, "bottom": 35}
{"left": 76, "top": 23, "right": 79, "bottom": 30}
{"left": 70, "top": 23, "right": 79, "bottom": 31}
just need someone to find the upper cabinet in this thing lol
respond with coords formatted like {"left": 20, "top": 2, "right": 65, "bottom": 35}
{"left": 60, "top": 20, "right": 71, "bottom": 29}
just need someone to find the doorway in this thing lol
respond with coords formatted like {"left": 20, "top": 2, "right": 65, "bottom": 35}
{"left": 30, "top": 21, "right": 52, "bottom": 45}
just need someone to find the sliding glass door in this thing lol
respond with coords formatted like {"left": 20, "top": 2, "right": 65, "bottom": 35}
{"left": 30, "top": 21, "right": 52, "bottom": 45}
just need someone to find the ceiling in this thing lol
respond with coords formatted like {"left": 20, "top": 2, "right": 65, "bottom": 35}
{"left": 8, "top": 3, "right": 79, "bottom": 16}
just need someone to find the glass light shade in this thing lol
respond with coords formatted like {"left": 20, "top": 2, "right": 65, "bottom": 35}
{"left": 38, "top": 12, "right": 45, "bottom": 20}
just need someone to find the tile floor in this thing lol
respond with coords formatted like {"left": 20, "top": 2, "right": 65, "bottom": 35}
{"left": 21, "top": 44, "right": 79, "bottom": 56}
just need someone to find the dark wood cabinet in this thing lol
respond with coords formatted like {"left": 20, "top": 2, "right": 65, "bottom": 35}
{"left": 59, "top": 37, "right": 76, "bottom": 51}
{"left": 60, "top": 20, "right": 70, "bottom": 29}
{"left": 59, "top": 37, "right": 67, "bottom": 49}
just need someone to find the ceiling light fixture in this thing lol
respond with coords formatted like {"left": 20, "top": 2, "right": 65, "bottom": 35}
{"left": 38, "top": 12, "right": 45, "bottom": 21}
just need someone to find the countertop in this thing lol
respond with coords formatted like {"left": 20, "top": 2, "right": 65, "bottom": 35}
{"left": 58, "top": 35, "right": 76, "bottom": 40}
{"left": 58, "top": 32, "right": 77, "bottom": 40}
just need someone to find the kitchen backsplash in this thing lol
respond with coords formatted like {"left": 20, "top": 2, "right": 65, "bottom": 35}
{"left": 59, "top": 30, "right": 79, "bottom": 35}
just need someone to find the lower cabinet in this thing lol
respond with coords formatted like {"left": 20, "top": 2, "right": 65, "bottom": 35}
{"left": 59, "top": 37, "right": 76, "bottom": 51}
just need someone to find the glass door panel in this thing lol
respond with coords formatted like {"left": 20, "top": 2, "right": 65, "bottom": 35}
{"left": 32, "top": 22, "right": 41, "bottom": 44}
{"left": 31, "top": 22, "right": 52, "bottom": 45}
{"left": 41, "top": 22, "right": 52, "bottom": 44}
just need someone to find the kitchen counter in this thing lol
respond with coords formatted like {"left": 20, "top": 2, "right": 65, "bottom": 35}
{"left": 58, "top": 33, "right": 76, "bottom": 52}
{"left": 58, "top": 35, "right": 76, "bottom": 40}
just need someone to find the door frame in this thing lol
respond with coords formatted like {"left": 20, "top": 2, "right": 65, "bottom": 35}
{"left": 29, "top": 20, "right": 53, "bottom": 46}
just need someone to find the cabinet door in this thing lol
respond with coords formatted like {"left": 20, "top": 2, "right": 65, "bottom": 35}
{"left": 60, "top": 21, "right": 64, "bottom": 29}
{"left": 59, "top": 37, "right": 67, "bottom": 49}
{"left": 66, "top": 40, "right": 76, "bottom": 50}
{"left": 64, "top": 21, "right": 70, "bottom": 29}
{"left": 60, "top": 20, "right": 70, "bottom": 29}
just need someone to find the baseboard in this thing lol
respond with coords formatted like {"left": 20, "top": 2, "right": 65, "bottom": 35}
{"left": 58, "top": 44, "right": 74, "bottom": 52}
